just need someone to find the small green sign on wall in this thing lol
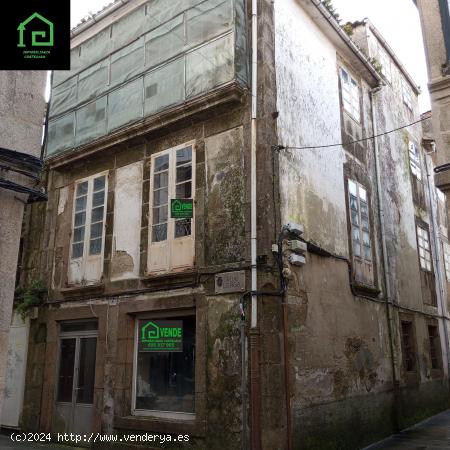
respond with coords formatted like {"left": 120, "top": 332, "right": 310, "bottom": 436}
{"left": 139, "top": 320, "right": 183, "bottom": 352}
{"left": 171, "top": 199, "right": 193, "bottom": 219}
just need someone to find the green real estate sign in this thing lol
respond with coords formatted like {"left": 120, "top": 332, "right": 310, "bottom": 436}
{"left": 171, "top": 199, "right": 193, "bottom": 219}
{"left": 139, "top": 320, "right": 183, "bottom": 352}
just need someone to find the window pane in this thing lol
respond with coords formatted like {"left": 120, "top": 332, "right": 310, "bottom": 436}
{"left": 362, "top": 231, "right": 371, "bottom": 247}
{"left": 153, "top": 188, "right": 168, "bottom": 206}
{"left": 57, "top": 338, "right": 76, "bottom": 403}
{"left": 73, "top": 227, "right": 85, "bottom": 243}
{"left": 91, "top": 206, "right": 104, "bottom": 223}
{"left": 136, "top": 316, "right": 195, "bottom": 412}
{"left": 76, "top": 337, "right": 97, "bottom": 404}
{"left": 348, "top": 180, "right": 357, "bottom": 195}
{"left": 176, "top": 147, "right": 192, "bottom": 166}
{"left": 176, "top": 165, "right": 192, "bottom": 183}
{"left": 93, "top": 191, "right": 105, "bottom": 207}
{"left": 76, "top": 182, "right": 88, "bottom": 197}
{"left": 152, "top": 206, "right": 168, "bottom": 225}
{"left": 75, "top": 212, "right": 86, "bottom": 227}
{"left": 175, "top": 219, "right": 192, "bottom": 238}
{"left": 89, "top": 238, "right": 102, "bottom": 255}
{"left": 154, "top": 172, "right": 168, "bottom": 189}
{"left": 72, "top": 242, "right": 83, "bottom": 259}
{"left": 364, "top": 245, "right": 372, "bottom": 260}
{"left": 359, "top": 187, "right": 367, "bottom": 202}
{"left": 152, "top": 223, "right": 167, "bottom": 242}
{"left": 154, "top": 154, "right": 169, "bottom": 172}
{"left": 186, "top": 0, "right": 232, "bottom": 47}
{"left": 145, "top": 15, "right": 184, "bottom": 69}
{"left": 351, "top": 209, "right": 359, "bottom": 226}
{"left": 360, "top": 201, "right": 368, "bottom": 216}
{"left": 76, "top": 196, "right": 87, "bottom": 212}
{"left": 94, "top": 176, "right": 105, "bottom": 192}
{"left": 90, "top": 222, "right": 103, "bottom": 239}
{"left": 361, "top": 215, "right": 369, "bottom": 231}
{"left": 350, "top": 195, "right": 358, "bottom": 211}
{"left": 352, "top": 228, "right": 361, "bottom": 257}
{"left": 176, "top": 182, "right": 192, "bottom": 199}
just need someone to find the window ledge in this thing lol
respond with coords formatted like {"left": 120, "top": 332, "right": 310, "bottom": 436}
{"left": 351, "top": 282, "right": 380, "bottom": 298}
{"left": 140, "top": 270, "right": 198, "bottom": 291}
{"left": 60, "top": 283, "right": 105, "bottom": 299}
{"left": 114, "top": 415, "right": 206, "bottom": 437}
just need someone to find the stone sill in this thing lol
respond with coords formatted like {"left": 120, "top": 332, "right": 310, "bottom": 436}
{"left": 60, "top": 283, "right": 105, "bottom": 299}
{"left": 46, "top": 81, "right": 246, "bottom": 169}
{"left": 351, "top": 281, "right": 381, "bottom": 298}
{"left": 114, "top": 415, "right": 206, "bottom": 437}
{"left": 140, "top": 270, "right": 198, "bottom": 291}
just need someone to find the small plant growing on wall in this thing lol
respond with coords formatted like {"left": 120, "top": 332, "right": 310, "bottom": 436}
{"left": 321, "top": 0, "right": 341, "bottom": 23}
{"left": 14, "top": 279, "right": 47, "bottom": 320}
{"left": 342, "top": 22, "right": 354, "bottom": 36}
{"left": 369, "top": 57, "right": 383, "bottom": 75}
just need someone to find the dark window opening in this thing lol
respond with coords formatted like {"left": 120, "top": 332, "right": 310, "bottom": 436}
{"left": 428, "top": 324, "right": 441, "bottom": 370}
{"left": 135, "top": 315, "right": 195, "bottom": 413}
{"left": 401, "top": 320, "right": 416, "bottom": 372}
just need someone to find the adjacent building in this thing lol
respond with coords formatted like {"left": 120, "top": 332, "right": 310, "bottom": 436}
{"left": 0, "top": 71, "right": 47, "bottom": 428}
{"left": 17, "top": 0, "right": 450, "bottom": 449}
{"left": 414, "top": 0, "right": 450, "bottom": 194}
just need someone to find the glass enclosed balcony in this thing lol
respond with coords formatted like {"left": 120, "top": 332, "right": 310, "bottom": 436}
{"left": 47, "top": 0, "right": 248, "bottom": 157}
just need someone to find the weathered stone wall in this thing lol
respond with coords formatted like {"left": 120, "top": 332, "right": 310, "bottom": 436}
{"left": 274, "top": 3, "right": 449, "bottom": 449}
{"left": 0, "top": 71, "right": 46, "bottom": 425}
{"left": 20, "top": 101, "right": 252, "bottom": 449}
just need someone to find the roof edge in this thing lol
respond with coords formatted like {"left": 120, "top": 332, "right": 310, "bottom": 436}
{"left": 362, "top": 18, "right": 421, "bottom": 94}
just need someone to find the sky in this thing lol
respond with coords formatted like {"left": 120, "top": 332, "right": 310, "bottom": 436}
{"left": 332, "top": 0, "right": 430, "bottom": 112}
{"left": 71, "top": 0, "right": 431, "bottom": 112}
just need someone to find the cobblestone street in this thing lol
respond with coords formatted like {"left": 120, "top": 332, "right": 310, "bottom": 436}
{"left": 366, "top": 410, "right": 450, "bottom": 449}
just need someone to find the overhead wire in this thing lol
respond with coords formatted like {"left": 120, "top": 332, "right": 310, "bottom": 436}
{"left": 274, "top": 116, "right": 428, "bottom": 151}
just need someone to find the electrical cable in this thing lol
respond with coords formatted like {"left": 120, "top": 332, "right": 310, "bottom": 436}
{"left": 274, "top": 116, "right": 427, "bottom": 151}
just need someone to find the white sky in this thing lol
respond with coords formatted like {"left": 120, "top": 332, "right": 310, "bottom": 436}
{"left": 71, "top": 0, "right": 431, "bottom": 112}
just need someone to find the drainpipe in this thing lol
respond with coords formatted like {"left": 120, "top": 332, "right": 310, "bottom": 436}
{"left": 249, "top": 0, "right": 262, "bottom": 448}
{"left": 370, "top": 87, "right": 400, "bottom": 426}
{"left": 425, "top": 156, "right": 450, "bottom": 377}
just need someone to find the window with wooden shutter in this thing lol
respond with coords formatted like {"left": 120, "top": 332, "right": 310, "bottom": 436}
{"left": 69, "top": 172, "right": 108, "bottom": 284}
{"left": 148, "top": 142, "right": 195, "bottom": 273}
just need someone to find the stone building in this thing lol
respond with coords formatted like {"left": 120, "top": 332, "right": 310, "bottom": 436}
{"left": 0, "top": 71, "right": 47, "bottom": 427}
{"left": 414, "top": 0, "right": 450, "bottom": 196}
{"left": 17, "top": 0, "right": 450, "bottom": 449}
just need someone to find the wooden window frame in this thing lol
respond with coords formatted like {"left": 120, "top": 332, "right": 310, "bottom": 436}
{"left": 69, "top": 171, "right": 108, "bottom": 283}
{"left": 147, "top": 141, "right": 196, "bottom": 274}
{"left": 443, "top": 242, "right": 450, "bottom": 282}
{"left": 402, "top": 80, "right": 413, "bottom": 110}
{"left": 416, "top": 223, "right": 433, "bottom": 272}
{"left": 400, "top": 318, "right": 417, "bottom": 373}
{"left": 339, "top": 67, "right": 361, "bottom": 123}
{"left": 348, "top": 179, "right": 372, "bottom": 264}
{"left": 427, "top": 320, "right": 443, "bottom": 371}
{"left": 131, "top": 310, "right": 196, "bottom": 420}
{"left": 377, "top": 44, "right": 392, "bottom": 83}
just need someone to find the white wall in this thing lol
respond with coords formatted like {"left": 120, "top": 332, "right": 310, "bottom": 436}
{"left": 1, "top": 314, "right": 29, "bottom": 428}
{"left": 274, "top": 0, "right": 348, "bottom": 256}
{"left": 111, "top": 161, "right": 143, "bottom": 280}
